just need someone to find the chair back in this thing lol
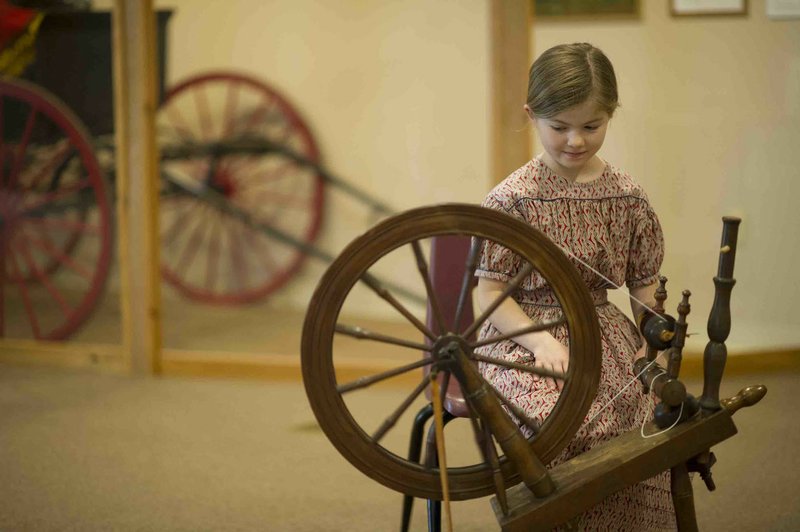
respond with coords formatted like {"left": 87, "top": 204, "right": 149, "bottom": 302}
{"left": 425, "top": 235, "right": 475, "bottom": 418}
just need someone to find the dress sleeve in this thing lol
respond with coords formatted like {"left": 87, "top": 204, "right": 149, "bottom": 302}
{"left": 626, "top": 197, "right": 665, "bottom": 288}
{"left": 475, "top": 191, "right": 526, "bottom": 283}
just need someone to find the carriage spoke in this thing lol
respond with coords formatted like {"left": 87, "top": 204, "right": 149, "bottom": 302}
{"left": 204, "top": 210, "right": 222, "bottom": 292}
{"left": 15, "top": 240, "right": 72, "bottom": 316}
{"left": 372, "top": 376, "right": 431, "bottom": 443}
{"left": 462, "top": 262, "right": 535, "bottom": 339}
{"left": 9, "top": 105, "right": 38, "bottom": 189}
{"left": 337, "top": 357, "right": 434, "bottom": 394}
{"left": 335, "top": 323, "right": 432, "bottom": 352}
{"left": 235, "top": 158, "right": 297, "bottom": 190}
{"left": 411, "top": 240, "right": 446, "bottom": 335}
{"left": 24, "top": 142, "right": 71, "bottom": 191}
{"left": 19, "top": 179, "right": 91, "bottom": 215}
{"left": 0, "top": 95, "right": 5, "bottom": 186}
{"left": 246, "top": 188, "right": 310, "bottom": 211}
{"left": 161, "top": 196, "right": 200, "bottom": 247}
{"left": 164, "top": 105, "right": 197, "bottom": 143}
{"left": 25, "top": 215, "right": 101, "bottom": 236}
{"left": 221, "top": 81, "right": 241, "bottom": 137}
{"left": 193, "top": 83, "right": 214, "bottom": 141}
{"left": 173, "top": 206, "right": 211, "bottom": 278}
{"left": 225, "top": 215, "right": 251, "bottom": 291}
{"left": 472, "top": 353, "right": 566, "bottom": 381}
{"left": 6, "top": 250, "right": 41, "bottom": 338}
{"left": 21, "top": 230, "right": 93, "bottom": 281}
{"left": 453, "top": 237, "right": 482, "bottom": 333}
{"left": 238, "top": 99, "right": 276, "bottom": 135}
{"left": 469, "top": 316, "right": 566, "bottom": 349}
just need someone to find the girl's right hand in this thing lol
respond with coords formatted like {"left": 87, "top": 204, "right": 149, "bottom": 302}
{"left": 528, "top": 333, "right": 569, "bottom": 391}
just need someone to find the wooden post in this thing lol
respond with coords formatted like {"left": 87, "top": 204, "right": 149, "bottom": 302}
{"left": 111, "top": 0, "right": 163, "bottom": 374}
{"left": 490, "top": 0, "right": 532, "bottom": 185}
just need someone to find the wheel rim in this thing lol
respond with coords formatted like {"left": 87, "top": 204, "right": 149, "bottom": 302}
{"left": 0, "top": 78, "right": 113, "bottom": 340}
{"left": 302, "top": 204, "right": 602, "bottom": 500}
{"left": 158, "top": 71, "right": 324, "bottom": 304}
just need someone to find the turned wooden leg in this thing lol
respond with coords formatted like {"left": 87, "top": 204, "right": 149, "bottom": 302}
{"left": 671, "top": 462, "right": 698, "bottom": 532}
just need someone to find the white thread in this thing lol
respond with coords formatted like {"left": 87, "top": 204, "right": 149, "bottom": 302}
{"left": 639, "top": 370, "right": 684, "bottom": 438}
{"left": 641, "top": 401, "right": 684, "bottom": 439}
{"left": 556, "top": 245, "right": 670, "bottom": 325}
{"left": 586, "top": 357, "right": 660, "bottom": 426}
{"left": 551, "top": 244, "right": 672, "bottom": 421}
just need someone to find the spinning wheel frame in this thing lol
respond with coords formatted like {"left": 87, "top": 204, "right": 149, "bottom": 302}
{"left": 302, "top": 204, "right": 602, "bottom": 501}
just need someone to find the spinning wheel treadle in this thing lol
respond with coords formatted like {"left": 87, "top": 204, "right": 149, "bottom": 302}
{"left": 302, "top": 204, "right": 602, "bottom": 501}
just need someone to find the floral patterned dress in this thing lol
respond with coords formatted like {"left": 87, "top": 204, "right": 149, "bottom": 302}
{"left": 475, "top": 157, "right": 676, "bottom": 531}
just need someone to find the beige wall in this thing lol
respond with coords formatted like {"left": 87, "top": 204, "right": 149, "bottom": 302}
{"left": 104, "top": 1, "right": 797, "bottom": 353}
{"left": 533, "top": 0, "right": 800, "bottom": 352}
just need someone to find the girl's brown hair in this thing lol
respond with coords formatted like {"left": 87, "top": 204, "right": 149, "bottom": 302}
{"left": 526, "top": 43, "right": 619, "bottom": 118}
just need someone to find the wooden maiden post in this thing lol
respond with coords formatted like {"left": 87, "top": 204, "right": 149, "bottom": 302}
{"left": 699, "top": 217, "right": 741, "bottom": 414}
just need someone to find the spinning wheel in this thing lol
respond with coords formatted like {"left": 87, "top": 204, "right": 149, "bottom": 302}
{"left": 158, "top": 71, "right": 324, "bottom": 304}
{"left": 302, "top": 204, "right": 602, "bottom": 501}
{"left": 0, "top": 77, "right": 113, "bottom": 340}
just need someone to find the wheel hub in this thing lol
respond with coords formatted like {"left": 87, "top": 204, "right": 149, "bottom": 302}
{"left": 430, "top": 333, "right": 471, "bottom": 366}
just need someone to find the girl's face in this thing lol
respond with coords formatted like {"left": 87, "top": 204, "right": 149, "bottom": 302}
{"left": 527, "top": 99, "right": 610, "bottom": 181}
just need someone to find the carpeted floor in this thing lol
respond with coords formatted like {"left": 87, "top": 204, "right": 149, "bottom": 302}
{"left": 0, "top": 364, "right": 797, "bottom": 531}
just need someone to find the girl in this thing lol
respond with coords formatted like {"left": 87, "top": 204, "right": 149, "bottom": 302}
{"left": 475, "top": 43, "right": 676, "bottom": 530}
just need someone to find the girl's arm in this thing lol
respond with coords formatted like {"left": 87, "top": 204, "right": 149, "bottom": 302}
{"left": 476, "top": 277, "right": 568, "bottom": 390}
{"left": 629, "top": 282, "right": 658, "bottom": 361}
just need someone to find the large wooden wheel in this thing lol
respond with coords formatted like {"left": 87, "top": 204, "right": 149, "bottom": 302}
{"left": 157, "top": 71, "right": 324, "bottom": 305}
{"left": 302, "top": 204, "right": 602, "bottom": 501}
{"left": 0, "top": 77, "right": 113, "bottom": 340}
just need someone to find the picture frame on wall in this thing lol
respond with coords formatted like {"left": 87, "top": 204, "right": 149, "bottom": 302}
{"left": 533, "top": 0, "right": 640, "bottom": 19}
{"left": 670, "top": 0, "right": 748, "bottom": 16}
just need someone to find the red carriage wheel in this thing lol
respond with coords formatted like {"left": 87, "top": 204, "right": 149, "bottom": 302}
{"left": 0, "top": 78, "right": 113, "bottom": 340}
{"left": 158, "top": 71, "right": 325, "bottom": 305}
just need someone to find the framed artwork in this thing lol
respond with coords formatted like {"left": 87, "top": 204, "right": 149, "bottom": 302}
{"left": 533, "top": 0, "right": 640, "bottom": 19}
{"left": 670, "top": 0, "right": 748, "bottom": 16}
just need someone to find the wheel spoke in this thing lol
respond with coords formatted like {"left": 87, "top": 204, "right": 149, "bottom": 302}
{"left": 9, "top": 105, "right": 38, "bottom": 189}
{"left": 24, "top": 215, "right": 101, "bottom": 236}
{"left": 372, "top": 376, "right": 430, "bottom": 443}
{"left": 160, "top": 196, "right": 196, "bottom": 246}
{"left": 164, "top": 105, "right": 196, "bottom": 143}
{"left": 19, "top": 179, "right": 91, "bottom": 216}
{"left": 6, "top": 249, "right": 41, "bottom": 338}
{"left": 20, "top": 230, "right": 93, "bottom": 281}
{"left": 472, "top": 353, "right": 566, "bottom": 381}
{"left": 335, "top": 323, "right": 432, "bottom": 352}
{"left": 15, "top": 239, "right": 72, "bottom": 316}
{"left": 24, "top": 142, "right": 71, "bottom": 191}
{"left": 411, "top": 239, "right": 446, "bottom": 335}
{"left": 337, "top": 357, "right": 434, "bottom": 394}
{"left": 225, "top": 215, "right": 252, "bottom": 291}
{"left": 462, "top": 404, "right": 509, "bottom": 515}
{"left": 462, "top": 262, "right": 535, "bottom": 339}
{"left": 238, "top": 99, "right": 275, "bottom": 135}
{"left": 204, "top": 209, "right": 222, "bottom": 292}
{"left": 360, "top": 271, "right": 435, "bottom": 340}
{"left": 221, "top": 81, "right": 241, "bottom": 137}
{"left": 487, "top": 382, "right": 541, "bottom": 436}
{"left": 469, "top": 316, "right": 566, "bottom": 349}
{"left": 0, "top": 95, "right": 5, "bottom": 187}
{"left": 173, "top": 205, "right": 210, "bottom": 278}
{"left": 193, "top": 83, "right": 214, "bottom": 141}
{"left": 453, "top": 237, "right": 482, "bottom": 333}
